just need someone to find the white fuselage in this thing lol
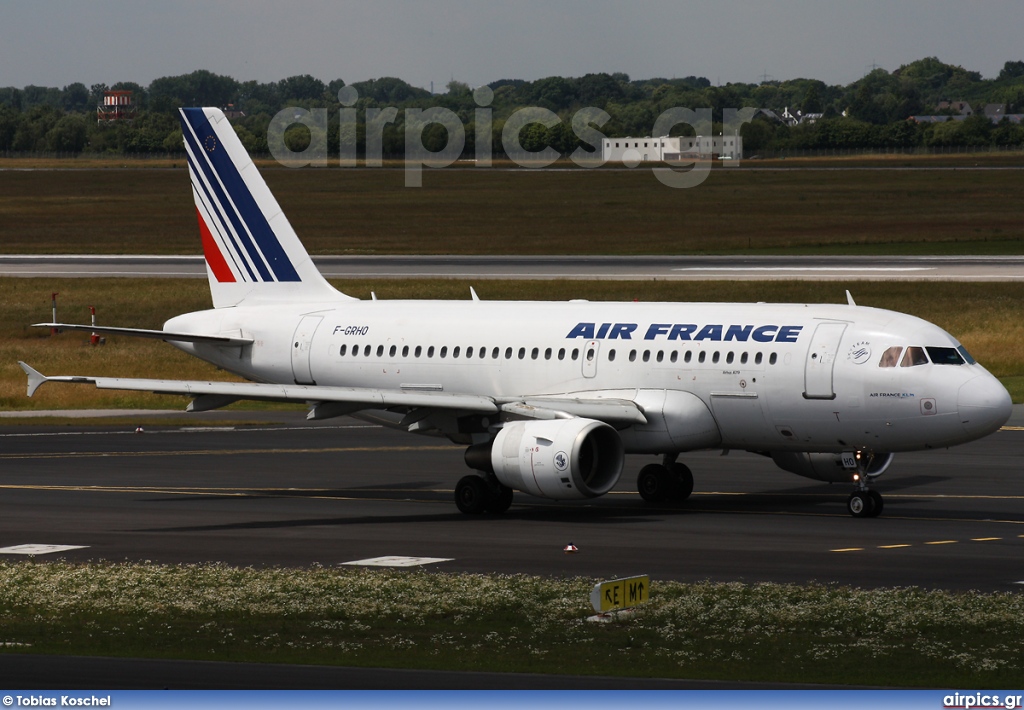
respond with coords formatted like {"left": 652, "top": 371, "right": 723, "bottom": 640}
{"left": 166, "top": 298, "right": 1011, "bottom": 456}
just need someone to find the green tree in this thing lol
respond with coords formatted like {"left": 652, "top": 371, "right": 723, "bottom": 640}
{"left": 45, "top": 114, "right": 88, "bottom": 152}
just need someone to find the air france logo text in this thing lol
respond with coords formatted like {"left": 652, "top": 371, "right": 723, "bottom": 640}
{"left": 566, "top": 323, "right": 803, "bottom": 343}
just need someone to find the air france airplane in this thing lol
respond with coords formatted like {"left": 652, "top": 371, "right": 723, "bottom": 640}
{"left": 20, "top": 107, "right": 1013, "bottom": 518}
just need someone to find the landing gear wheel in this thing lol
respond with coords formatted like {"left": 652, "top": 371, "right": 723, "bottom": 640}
{"left": 484, "top": 484, "right": 514, "bottom": 514}
{"left": 455, "top": 475, "right": 489, "bottom": 514}
{"left": 867, "top": 490, "right": 884, "bottom": 518}
{"left": 637, "top": 464, "right": 671, "bottom": 503}
{"left": 847, "top": 490, "right": 875, "bottom": 518}
{"left": 667, "top": 462, "right": 694, "bottom": 501}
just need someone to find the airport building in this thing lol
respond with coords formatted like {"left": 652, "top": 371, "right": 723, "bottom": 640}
{"left": 97, "top": 90, "right": 137, "bottom": 123}
{"left": 602, "top": 134, "right": 743, "bottom": 163}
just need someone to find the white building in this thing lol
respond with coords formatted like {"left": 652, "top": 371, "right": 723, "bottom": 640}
{"left": 603, "top": 135, "right": 743, "bottom": 163}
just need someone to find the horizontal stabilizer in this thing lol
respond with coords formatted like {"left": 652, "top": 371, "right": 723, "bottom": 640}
{"left": 33, "top": 323, "right": 253, "bottom": 346}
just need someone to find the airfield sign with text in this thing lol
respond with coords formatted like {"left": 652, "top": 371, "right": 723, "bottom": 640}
{"left": 590, "top": 575, "right": 650, "bottom": 613}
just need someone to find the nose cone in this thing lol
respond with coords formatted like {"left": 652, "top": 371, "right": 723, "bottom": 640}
{"left": 958, "top": 375, "right": 1012, "bottom": 438}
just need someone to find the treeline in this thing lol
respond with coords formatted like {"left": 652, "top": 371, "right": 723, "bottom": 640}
{"left": 1, "top": 57, "right": 1023, "bottom": 157}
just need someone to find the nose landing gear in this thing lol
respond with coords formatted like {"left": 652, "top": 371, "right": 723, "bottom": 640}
{"left": 846, "top": 451, "right": 887, "bottom": 518}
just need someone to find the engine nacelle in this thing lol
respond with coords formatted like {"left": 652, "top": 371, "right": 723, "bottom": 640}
{"left": 467, "top": 419, "right": 624, "bottom": 500}
{"left": 770, "top": 451, "right": 895, "bottom": 483}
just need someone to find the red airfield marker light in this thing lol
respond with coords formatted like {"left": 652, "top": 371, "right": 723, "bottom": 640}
{"left": 89, "top": 306, "right": 100, "bottom": 346}
{"left": 50, "top": 293, "right": 59, "bottom": 336}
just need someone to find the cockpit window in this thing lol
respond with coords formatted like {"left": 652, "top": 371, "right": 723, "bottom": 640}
{"left": 927, "top": 346, "right": 966, "bottom": 365}
{"left": 957, "top": 345, "right": 976, "bottom": 365}
{"left": 879, "top": 346, "right": 902, "bottom": 368}
{"left": 900, "top": 346, "right": 929, "bottom": 367}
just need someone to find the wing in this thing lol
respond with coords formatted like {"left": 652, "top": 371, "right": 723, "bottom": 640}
{"left": 19, "top": 363, "right": 647, "bottom": 426}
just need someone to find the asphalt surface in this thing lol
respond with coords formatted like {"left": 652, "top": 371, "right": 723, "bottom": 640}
{"left": 1, "top": 408, "right": 1022, "bottom": 688}
{"left": 4, "top": 254, "right": 1024, "bottom": 280}
{"left": 1, "top": 409, "right": 1022, "bottom": 591}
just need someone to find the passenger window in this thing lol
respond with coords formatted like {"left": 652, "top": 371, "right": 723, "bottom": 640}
{"left": 453, "top": 346, "right": 460, "bottom": 358}
{"left": 415, "top": 346, "right": 422, "bottom": 358}
{"left": 558, "top": 348, "right": 566, "bottom": 360}
{"left": 440, "top": 346, "right": 448, "bottom": 358}
{"left": 518, "top": 347, "right": 526, "bottom": 360}
{"left": 698, "top": 352, "right": 706, "bottom": 363}
{"left": 531, "top": 347, "right": 539, "bottom": 360}
{"left": 363, "top": 345, "right": 371, "bottom": 357}
{"left": 726, "top": 352, "right": 734, "bottom": 364}
{"left": 608, "top": 349, "right": 616, "bottom": 362}
{"left": 642, "top": 351, "right": 650, "bottom": 363}
{"left": 900, "top": 346, "right": 928, "bottom": 367}
{"left": 685, "top": 351, "right": 692, "bottom": 363}
{"left": 656, "top": 351, "right": 664, "bottom": 363}
{"left": 879, "top": 346, "right": 902, "bottom": 368}
{"left": 402, "top": 346, "right": 409, "bottom": 357}
{"left": 544, "top": 348, "right": 552, "bottom": 360}
{"left": 769, "top": 353, "right": 777, "bottom": 365}
{"left": 492, "top": 347, "right": 500, "bottom": 359}
{"left": 339, "top": 344, "right": 347, "bottom": 356}
{"left": 427, "top": 346, "right": 435, "bottom": 358}
{"left": 754, "top": 352, "right": 762, "bottom": 365}
{"left": 629, "top": 350, "right": 637, "bottom": 362}
{"left": 571, "top": 349, "right": 579, "bottom": 361}
{"left": 466, "top": 347, "right": 473, "bottom": 358}
{"left": 586, "top": 347, "right": 595, "bottom": 362}
{"left": 927, "top": 346, "right": 966, "bottom": 365}
{"left": 740, "top": 352, "right": 748, "bottom": 364}
{"left": 670, "top": 351, "right": 678, "bottom": 363}
{"left": 505, "top": 347, "right": 513, "bottom": 359}
{"left": 376, "top": 345, "right": 384, "bottom": 357}
{"left": 712, "top": 351, "right": 720, "bottom": 364}
{"left": 389, "top": 345, "right": 396, "bottom": 357}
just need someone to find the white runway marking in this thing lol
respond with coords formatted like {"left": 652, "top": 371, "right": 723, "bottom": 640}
{"left": 341, "top": 556, "right": 453, "bottom": 567}
{"left": 673, "top": 266, "right": 935, "bottom": 272}
{"left": 0, "top": 544, "right": 87, "bottom": 555}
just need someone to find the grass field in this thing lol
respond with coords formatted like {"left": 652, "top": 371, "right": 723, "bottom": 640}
{"left": 2, "top": 562, "right": 1023, "bottom": 687}
{"left": 0, "top": 161, "right": 1022, "bottom": 256}
{"left": 4, "top": 278, "right": 1024, "bottom": 411}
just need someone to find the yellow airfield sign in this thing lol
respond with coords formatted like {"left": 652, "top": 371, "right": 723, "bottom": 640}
{"left": 590, "top": 575, "right": 650, "bottom": 613}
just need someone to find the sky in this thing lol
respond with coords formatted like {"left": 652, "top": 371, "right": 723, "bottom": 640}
{"left": 1, "top": 0, "right": 1022, "bottom": 91}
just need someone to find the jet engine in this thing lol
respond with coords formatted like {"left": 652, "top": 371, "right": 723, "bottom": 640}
{"left": 770, "top": 451, "right": 895, "bottom": 483}
{"left": 466, "top": 418, "right": 624, "bottom": 500}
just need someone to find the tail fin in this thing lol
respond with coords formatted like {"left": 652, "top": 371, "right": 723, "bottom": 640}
{"left": 179, "top": 107, "right": 350, "bottom": 308}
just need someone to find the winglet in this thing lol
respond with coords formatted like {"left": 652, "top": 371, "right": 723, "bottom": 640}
{"left": 19, "top": 361, "right": 48, "bottom": 398}
{"left": 846, "top": 290, "right": 856, "bottom": 307}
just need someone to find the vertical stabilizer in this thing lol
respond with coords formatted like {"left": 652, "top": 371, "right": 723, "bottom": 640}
{"left": 179, "top": 107, "right": 349, "bottom": 308}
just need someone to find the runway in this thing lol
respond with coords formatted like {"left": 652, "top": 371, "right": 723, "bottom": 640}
{"left": 2, "top": 409, "right": 1023, "bottom": 592}
{"left": 3, "top": 254, "right": 1024, "bottom": 280}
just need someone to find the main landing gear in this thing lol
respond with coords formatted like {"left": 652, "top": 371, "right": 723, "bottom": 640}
{"left": 637, "top": 455, "right": 694, "bottom": 503}
{"left": 454, "top": 474, "right": 514, "bottom": 515}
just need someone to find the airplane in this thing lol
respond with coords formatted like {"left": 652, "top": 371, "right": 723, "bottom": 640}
{"left": 19, "top": 107, "right": 1013, "bottom": 518}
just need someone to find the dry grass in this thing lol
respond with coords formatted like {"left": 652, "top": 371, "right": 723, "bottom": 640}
{"left": 4, "top": 278, "right": 1023, "bottom": 410}
{"left": 0, "top": 165, "right": 1022, "bottom": 255}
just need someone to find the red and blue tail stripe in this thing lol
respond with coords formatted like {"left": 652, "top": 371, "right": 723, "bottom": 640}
{"left": 179, "top": 108, "right": 300, "bottom": 283}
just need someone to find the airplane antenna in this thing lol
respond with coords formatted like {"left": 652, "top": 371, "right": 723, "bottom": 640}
{"left": 470, "top": 286, "right": 480, "bottom": 302}
{"left": 371, "top": 292, "right": 378, "bottom": 301}
{"left": 846, "top": 290, "right": 856, "bottom": 307}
